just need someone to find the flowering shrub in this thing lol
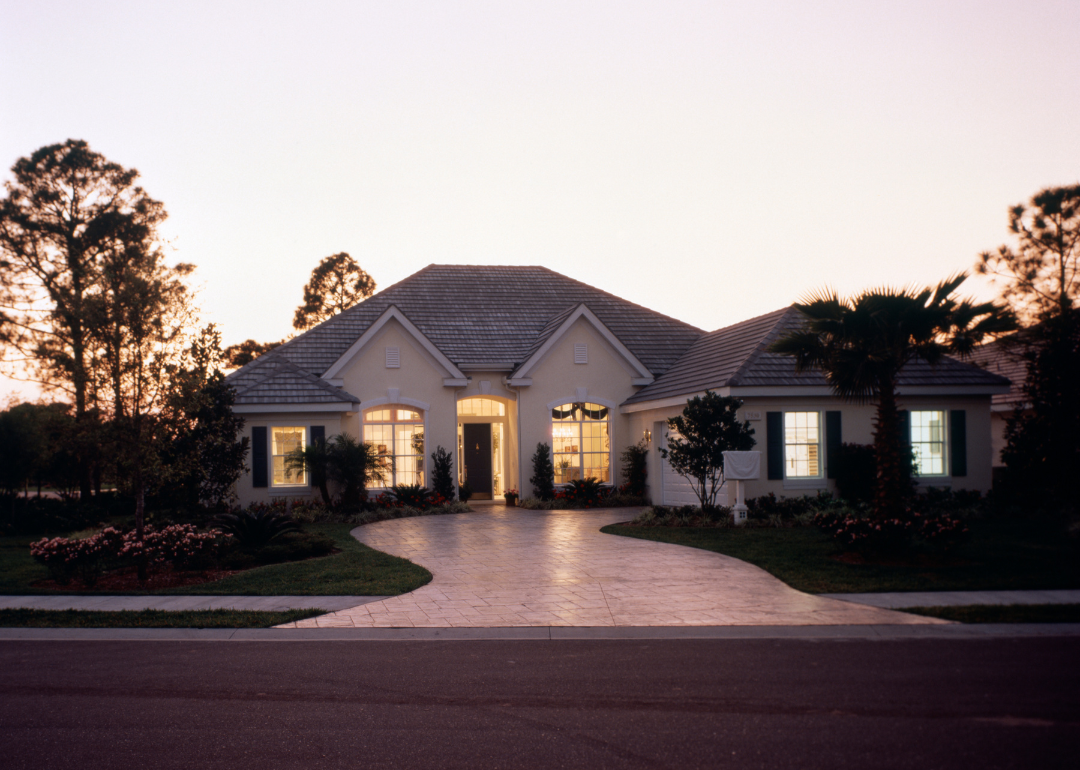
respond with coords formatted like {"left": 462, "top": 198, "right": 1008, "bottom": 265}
{"left": 814, "top": 502, "right": 971, "bottom": 554}
{"left": 555, "top": 478, "right": 607, "bottom": 508}
{"left": 31, "top": 525, "right": 231, "bottom": 586}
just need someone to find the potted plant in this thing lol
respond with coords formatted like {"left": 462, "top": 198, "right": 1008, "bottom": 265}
{"left": 504, "top": 488, "right": 519, "bottom": 507}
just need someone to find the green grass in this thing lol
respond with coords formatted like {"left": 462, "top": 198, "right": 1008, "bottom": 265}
{"left": 0, "top": 608, "right": 324, "bottom": 628}
{"left": 0, "top": 523, "right": 431, "bottom": 596}
{"left": 602, "top": 517, "right": 1080, "bottom": 594}
{"left": 901, "top": 604, "right": 1080, "bottom": 624}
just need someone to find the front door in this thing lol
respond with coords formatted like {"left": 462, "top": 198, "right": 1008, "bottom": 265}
{"left": 463, "top": 423, "right": 493, "bottom": 499}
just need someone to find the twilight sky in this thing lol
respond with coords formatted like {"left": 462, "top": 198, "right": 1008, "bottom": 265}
{"left": 1, "top": 0, "right": 1078, "bottom": 399}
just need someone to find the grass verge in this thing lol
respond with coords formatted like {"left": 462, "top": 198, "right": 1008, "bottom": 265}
{"left": 0, "top": 523, "right": 432, "bottom": 596}
{"left": 0, "top": 608, "right": 324, "bottom": 628}
{"left": 601, "top": 517, "right": 1080, "bottom": 594}
{"left": 900, "top": 604, "right": 1080, "bottom": 624}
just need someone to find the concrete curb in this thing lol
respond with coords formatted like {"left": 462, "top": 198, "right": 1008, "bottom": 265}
{"left": 2, "top": 623, "right": 1078, "bottom": 642}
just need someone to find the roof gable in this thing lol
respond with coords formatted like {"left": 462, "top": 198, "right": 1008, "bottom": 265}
{"left": 258, "top": 265, "right": 703, "bottom": 378}
{"left": 231, "top": 354, "right": 360, "bottom": 409}
{"left": 510, "top": 304, "right": 653, "bottom": 383}
{"left": 623, "top": 306, "right": 1013, "bottom": 406}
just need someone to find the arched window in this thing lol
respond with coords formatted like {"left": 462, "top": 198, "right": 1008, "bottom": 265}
{"left": 362, "top": 406, "right": 424, "bottom": 487}
{"left": 551, "top": 402, "right": 610, "bottom": 484}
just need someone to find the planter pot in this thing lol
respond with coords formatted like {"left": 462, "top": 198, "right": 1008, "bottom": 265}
{"left": 505, "top": 496, "right": 518, "bottom": 507}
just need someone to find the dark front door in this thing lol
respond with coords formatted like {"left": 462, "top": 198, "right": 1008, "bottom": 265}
{"left": 463, "top": 423, "right": 493, "bottom": 499}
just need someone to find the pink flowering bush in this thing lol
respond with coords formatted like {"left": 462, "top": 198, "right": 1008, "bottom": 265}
{"left": 31, "top": 525, "right": 232, "bottom": 586}
{"left": 814, "top": 500, "right": 971, "bottom": 555}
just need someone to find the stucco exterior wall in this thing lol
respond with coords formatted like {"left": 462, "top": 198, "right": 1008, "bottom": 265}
{"left": 624, "top": 392, "right": 996, "bottom": 505}
{"left": 516, "top": 317, "right": 644, "bottom": 497}
{"left": 236, "top": 411, "right": 345, "bottom": 505}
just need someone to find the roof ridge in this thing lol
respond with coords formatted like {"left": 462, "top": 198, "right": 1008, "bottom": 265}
{"left": 725, "top": 307, "right": 798, "bottom": 387}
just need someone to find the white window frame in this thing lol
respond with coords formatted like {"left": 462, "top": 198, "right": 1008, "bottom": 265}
{"left": 362, "top": 405, "right": 425, "bottom": 488}
{"left": 271, "top": 426, "right": 307, "bottom": 488}
{"left": 909, "top": 409, "right": 949, "bottom": 478}
{"left": 783, "top": 411, "right": 823, "bottom": 481}
{"left": 550, "top": 401, "right": 612, "bottom": 486}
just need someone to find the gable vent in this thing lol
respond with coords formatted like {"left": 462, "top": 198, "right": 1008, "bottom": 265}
{"left": 574, "top": 343, "right": 588, "bottom": 364}
{"left": 385, "top": 347, "right": 400, "bottom": 368}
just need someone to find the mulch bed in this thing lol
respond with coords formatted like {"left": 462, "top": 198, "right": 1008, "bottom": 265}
{"left": 31, "top": 565, "right": 238, "bottom": 593}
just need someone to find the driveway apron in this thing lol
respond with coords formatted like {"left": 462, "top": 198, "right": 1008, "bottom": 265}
{"left": 287, "top": 508, "right": 946, "bottom": 628}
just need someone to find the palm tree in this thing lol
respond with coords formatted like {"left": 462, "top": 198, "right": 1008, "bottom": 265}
{"left": 286, "top": 432, "right": 393, "bottom": 508}
{"left": 285, "top": 435, "right": 332, "bottom": 505}
{"left": 325, "top": 433, "right": 391, "bottom": 508}
{"left": 770, "top": 274, "right": 1016, "bottom": 519}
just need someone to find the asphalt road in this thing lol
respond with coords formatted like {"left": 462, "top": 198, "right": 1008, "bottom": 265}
{"left": 1, "top": 637, "right": 1077, "bottom": 769}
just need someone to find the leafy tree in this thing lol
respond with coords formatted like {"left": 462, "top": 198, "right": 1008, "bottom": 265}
{"left": 771, "top": 276, "right": 1015, "bottom": 520}
{"left": 620, "top": 440, "right": 649, "bottom": 497}
{"left": 0, "top": 402, "right": 76, "bottom": 497}
{"left": 660, "top": 392, "right": 755, "bottom": 510}
{"left": 292, "top": 252, "right": 376, "bottom": 331}
{"left": 222, "top": 338, "right": 283, "bottom": 368}
{"left": 430, "top": 446, "right": 455, "bottom": 499}
{"left": 998, "top": 308, "right": 1080, "bottom": 515}
{"left": 0, "top": 140, "right": 167, "bottom": 498}
{"left": 161, "top": 326, "right": 249, "bottom": 511}
{"left": 976, "top": 184, "right": 1079, "bottom": 323}
{"left": 529, "top": 443, "right": 555, "bottom": 500}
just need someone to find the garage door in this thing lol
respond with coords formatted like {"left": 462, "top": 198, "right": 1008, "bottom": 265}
{"left": 659, "top": 430, "right": 729, "bottom": 507}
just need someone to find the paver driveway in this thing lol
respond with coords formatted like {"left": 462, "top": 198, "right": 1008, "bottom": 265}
{"left": 287, "top": 507, "right": 945, "bottom": 628}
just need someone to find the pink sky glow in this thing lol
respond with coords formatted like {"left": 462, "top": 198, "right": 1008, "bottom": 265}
{"left": 2, "top": 0, "right": 1078, "bottom": 401}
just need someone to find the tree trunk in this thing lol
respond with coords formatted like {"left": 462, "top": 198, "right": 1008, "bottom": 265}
{"left": 871, "top": 381, "right": 907, "bottom": 520}
{"left": 135, "top": 467, "right": 147, "bottom": 585}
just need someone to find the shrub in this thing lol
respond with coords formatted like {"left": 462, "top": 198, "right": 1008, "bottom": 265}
{"left": 832, "top": 443, "right": 876, "bottom": 504}
{"left": 430, "top": 446, "right": 455, "bottom": 500}
{"left": 557, "top": 477, "right": 606, "bottom": 508}
{"left": 529, "top": 443, "right": 555, "bottom": 500}
{"left": 388, "top": 484, "right": 432, "bottom": 509}
{"left": 620, "top": 441, "right": 649, "bottom": 497}
{"left": 211, "top": 508, "right": 301, "bottom": 548}
{"left": 458, "top": 481, "right": 473, "bottom": 503}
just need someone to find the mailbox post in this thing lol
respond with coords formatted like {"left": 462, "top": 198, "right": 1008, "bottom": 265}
{"left": 722, "top": 451, "right": 761, "bottom": 526}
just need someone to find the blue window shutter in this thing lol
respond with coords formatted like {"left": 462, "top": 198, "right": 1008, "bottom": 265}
{"left": 252, "top": 427, "right": 268, "bottom": 488}
{"left": 950, "top": 410, "right": 967, "bottom": 477}
{"left": 825, "top": 411, "right": 842, "bottom": 479}
{"left": 310, "top": 425, "right": 325, "bottom": 446}
{"left": 766, "top": 412, "right": 783, "bottom": 480}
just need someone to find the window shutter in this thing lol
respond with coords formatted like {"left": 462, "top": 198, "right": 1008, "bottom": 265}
{"left": 252, "top": 427, "right": 268, "bottom": 488}
{"left": 950, "top": 410, "right": 967, "bottom": 477}
{"left": 825, "top": 411, "right": 842, "bottom": 479}
{"left": 385, "top": 347, "right": 400, "bottom": 368}
{"left": 766, "top": 412, "right": 783, "bottom": 480}
{"left": 310, "top": 425, "right": 325, "bottom": 446}
{"left": 574, "top": 343, "right": 587, "bottom": 364}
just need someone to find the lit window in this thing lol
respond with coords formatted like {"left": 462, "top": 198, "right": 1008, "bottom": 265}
{"left": 910, "top": 410, "right": 947, "bottom": 476}
{"left": 784, "top": 412, "right": 821, "bottom": 478}
{"left": 551, "top": 402, "right": 610, "bottom": 484}
{"left": 271, "top": 427, "right": 307, "bottom": 487}
{"left": 457, "top": 397, "right": 506, "bottom": 417}
{"left": 363, "top": 406, "right": 424, "bottom": 486}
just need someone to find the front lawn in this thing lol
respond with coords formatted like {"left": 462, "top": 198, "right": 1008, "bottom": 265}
{"left": 0, "top": 608, "right": 323, "bottom": 628}
{"left": 0, "top": 523, "right": 431, "bottom": 597}
{"left": 602, "top": 517, "right": 1080, "bottom": 594}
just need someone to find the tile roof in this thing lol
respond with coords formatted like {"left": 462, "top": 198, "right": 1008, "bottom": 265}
{"left": 623, "top": 306, "right": 1012, "bottom": 405}
{"left": 231, "top": 354, "right": 360, "bottom": 405}
{"left": 965, "top": 334, "right": 1029, "bottom": 408}
{"left": 234, "top": 265, "right": 704, "bottom": 379}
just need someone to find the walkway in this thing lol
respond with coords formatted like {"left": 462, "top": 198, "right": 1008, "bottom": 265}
{"left": 284, "top": 507, "right": 946, "bottom": 628}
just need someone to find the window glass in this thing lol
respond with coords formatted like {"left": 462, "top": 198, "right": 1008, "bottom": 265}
{"left": 910, "top": 410, "right": 947, "bottom": 476}
{"left": 784, "top": 412, "right": 821, "bottom": 478}
{"left": 551, "top": 402, "right": 610, "bottom": 484}
{"left": 363, "top": 406, "right": 424, "bottom": 486}
{"left": 271, "top": 427, "right": 306, "bottom": 486}
{"left": 457, "top": 397, "right": 505, "bottom": 417}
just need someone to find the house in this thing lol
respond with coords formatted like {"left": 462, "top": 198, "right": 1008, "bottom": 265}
{"left": 226, "top": 265, "right": 1011, "bottom": 506}
{"left": 966, "top": 334, "right": 1029, "bottom": 479}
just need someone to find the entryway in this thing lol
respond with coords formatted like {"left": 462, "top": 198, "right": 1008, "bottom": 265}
{"left": 462, "top": 423, "right": 493, "bottom": 500}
